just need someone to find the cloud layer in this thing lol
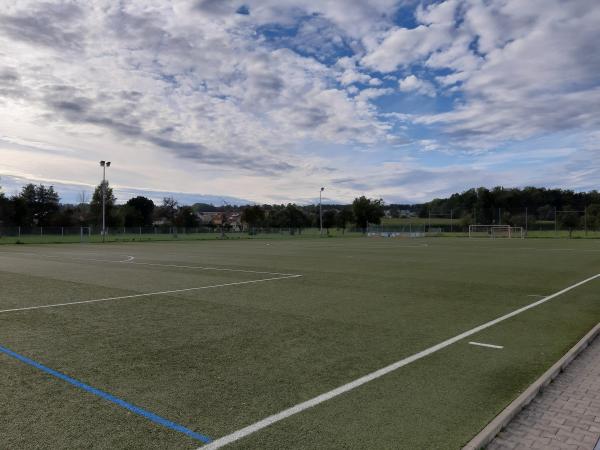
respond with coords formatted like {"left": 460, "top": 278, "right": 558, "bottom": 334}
{"left": 0, "top": 0, "right": 598, "bottom": 204}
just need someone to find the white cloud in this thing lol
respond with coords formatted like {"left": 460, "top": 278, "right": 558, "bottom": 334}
{"left": 398, "top": 75, "right": 437, "bottom": 97}
{"left": 0, "top": 0, "right": 599, "bottom": 204}
{"left": 0, "top": 1, "right": 390, "bottom": 181}
{"left": 359, "top": 0, "right": 600, "bottom": 150}
{"left": 361, "top": 1, "right": 460, "bottom": 73}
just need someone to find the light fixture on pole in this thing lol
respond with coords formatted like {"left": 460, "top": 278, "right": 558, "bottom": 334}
{"left": 319, "top": 187, "right": 325, "bottom": 235}
{"left": 99, "top": 160, "right": 111, "bottom": 242}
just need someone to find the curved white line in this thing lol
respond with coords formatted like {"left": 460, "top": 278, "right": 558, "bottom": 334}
{"left": 0, "top": 252, "right": 295, "bottom": 276}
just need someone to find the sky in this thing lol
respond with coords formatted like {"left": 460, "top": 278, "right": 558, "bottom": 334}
{"left": 0, "top": 0, "right": 599, "bottom": 205}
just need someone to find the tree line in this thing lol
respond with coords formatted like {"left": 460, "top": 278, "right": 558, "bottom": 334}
{"left": 418, "top": 186, "right": 600, "bottom": 230}
{"left": 0, "top": 179, "right": 385, "bottom": 231}
{"left": 3, "top": 180, "right": 599, "bottom": 232}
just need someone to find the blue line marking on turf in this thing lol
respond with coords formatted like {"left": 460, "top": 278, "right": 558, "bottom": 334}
{"left": 0, "top": 344, "right": 212, "bottom": 444}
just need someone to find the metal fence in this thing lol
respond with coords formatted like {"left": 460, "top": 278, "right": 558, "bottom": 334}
{"left": 0, "top": 226, "right": 361, "bottom": 244}
{"left": 1, "top": 220, "right": 599, "bottom": 244}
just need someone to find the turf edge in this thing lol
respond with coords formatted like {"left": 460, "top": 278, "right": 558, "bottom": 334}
{"left": 463, "top": 322, "right": 600, "bottom": 450}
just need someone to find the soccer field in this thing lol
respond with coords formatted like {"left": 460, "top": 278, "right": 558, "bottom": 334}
{"left": 0, "top": 238, "right": 599, "bottom": 449}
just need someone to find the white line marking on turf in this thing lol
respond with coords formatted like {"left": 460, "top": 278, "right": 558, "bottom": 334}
{"left": 469, "top": 341, "right": 504, "bottom": 349}
{"left": 0, "top": 275, "right": 302, "bottom": 315}
{"left": 0, "top": 252, "right": 136, "bottom": 264}
{"left": 1, "top": 252, "right": 296, "bottom": 276}
{"left": 122, "top": 261, "right": 298, "bottom": 276}
{"left": 199, "top": 273, "right": 600, "bottom": 450}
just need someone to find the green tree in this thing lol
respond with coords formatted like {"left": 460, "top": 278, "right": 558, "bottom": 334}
{"left": 459, "top": 213, "right": 473, "bottom": 229}
{"left": 124, "top": 196, "right": 155, "bottom": 226}
{"left": 191, "top": 202, "right": 218, "bottom": 212}
{"left": 241, "top": 205, "right": 265, "bottom": 229}
{"left": 352, "top": 196, "right": 384, "bottom": 232}
{"left": 336, "top": 207, "right": 355, "bottom": 233}
{"left": 0, "top": 180, "right": 8, "bottom": 226}
{"left": 560, "top": 209, "right": 580, "bottom": 238}
{"left": 587, "top": 204, "right": 600, "bottom": 230}
{"left": 18, "top": 183, "right": 60, "bottom": 226}
{"left": 322, "top": 209, "right": 337, "bottom": 234}
{"left": 157, "top": 197, "right": 178, "bottom": 226}
{"left": 52, "top": 205, "right": 80, "bottom": 227}
{"left": 174, "top": 205, "right": 198, "bottom": 228}
{"left": 270, "top": 204, "right": 310, "bottom": 233}
{"left": 90, "top": 181, "right": 117, "bottom": 227}
{"left": 38, "top": 185, "right": 60, "bottom": 226}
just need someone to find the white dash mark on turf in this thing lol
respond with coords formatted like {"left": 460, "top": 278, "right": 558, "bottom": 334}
{"left": 469, "top": 341, "right": 504, "bottom": 349}
{"left": 0, "top": 275, "right": 302, "bottom": 315}
{"left": 198, "top": 273, "right": 600, "bottom": 450}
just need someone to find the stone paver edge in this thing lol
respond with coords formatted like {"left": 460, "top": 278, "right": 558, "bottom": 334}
{"left": 462, "top": 321, "right": 600, "bottom": 450}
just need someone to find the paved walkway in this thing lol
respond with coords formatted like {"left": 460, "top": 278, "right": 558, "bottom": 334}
{"left": 487, "top": 335, "right": 600, "bottom": 450}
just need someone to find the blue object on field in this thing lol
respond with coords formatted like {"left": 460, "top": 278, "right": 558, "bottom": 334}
{"left": 0, "top": 344, "right": 212, "bottom": 444}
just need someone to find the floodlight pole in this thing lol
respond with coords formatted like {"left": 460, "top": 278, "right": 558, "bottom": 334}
{"left": 100, "top": 160, "right": 111, "bottom": 242}
{"left": 319, "top": 187, "right": 325, "bottom": 235}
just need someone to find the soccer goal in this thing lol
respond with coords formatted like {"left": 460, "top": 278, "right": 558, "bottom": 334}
{"left": 468, "top": 225, "right": 524, "bottom": 239}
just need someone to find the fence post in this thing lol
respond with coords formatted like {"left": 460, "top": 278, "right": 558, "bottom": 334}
{"left": 40, "top": 227, "right": 43, "bottom": 237}
{"left": 62, "top": 227, "right": 64, "bottom": 238}
{"left": 584, "top": 207, "right": 587, "bottom": 236}
{"left": 18, "top": 226, "right": 21, "bottom": 238}
{"left": 554, "top": 207, "right": 557, "bottom": 235}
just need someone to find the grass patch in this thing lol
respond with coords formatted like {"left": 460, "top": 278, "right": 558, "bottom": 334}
{"left": 0, "top": 237, "right": 599, "bottom": 448}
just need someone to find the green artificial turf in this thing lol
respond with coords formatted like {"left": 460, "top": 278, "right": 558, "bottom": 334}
{"left": 0, "top": 237, "right": 599, "bottom": 449}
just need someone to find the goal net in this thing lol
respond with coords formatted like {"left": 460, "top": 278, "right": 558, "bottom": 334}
{"left": 468, "top": 225, "right": 524, "bottom": 239}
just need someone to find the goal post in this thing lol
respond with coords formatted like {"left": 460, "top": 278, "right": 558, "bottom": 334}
{"left": 469, "top": 225, "right": 524, "bottom": 239}
{"left": 80, "top": 227, "right": 91, "bottom": 243}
